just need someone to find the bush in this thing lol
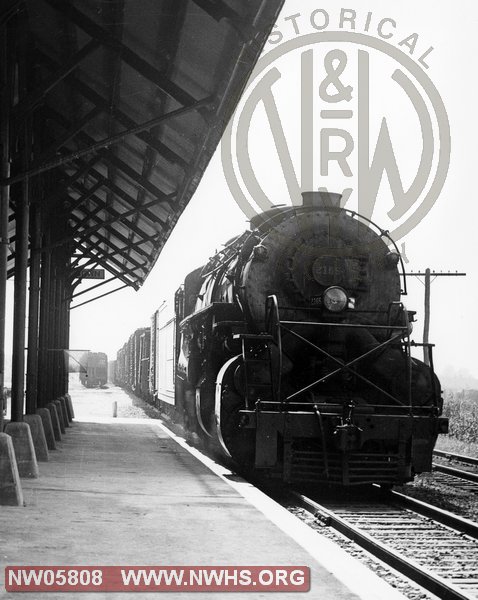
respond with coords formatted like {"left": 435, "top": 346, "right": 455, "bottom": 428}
{"left": 442, "top": 390, "right": 478, "bottom": 443}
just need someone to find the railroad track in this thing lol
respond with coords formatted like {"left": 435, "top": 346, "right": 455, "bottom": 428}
{"left": 434, "top": 450, "right": 478, "bottom": 468}
{"left": 290, "top": 489, "right": 478, "bottom": 600}
{"left": 433, "top": 450, "right": 478, "bottom": 493}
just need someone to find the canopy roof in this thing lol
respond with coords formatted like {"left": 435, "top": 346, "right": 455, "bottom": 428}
{"left": 5, "top": 0, "right": 284, "bottom": 289}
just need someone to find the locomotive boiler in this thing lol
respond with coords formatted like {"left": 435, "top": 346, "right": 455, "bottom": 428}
{"left": 173, "top": 191, "right": 448, "bottom": 486}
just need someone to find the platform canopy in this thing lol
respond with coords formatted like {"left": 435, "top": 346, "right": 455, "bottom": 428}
{"left": 4, "top": 0, "right": 284, "bottom": 289}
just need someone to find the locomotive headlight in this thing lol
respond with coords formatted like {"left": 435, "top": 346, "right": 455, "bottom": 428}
{"left": 323, "top": 286, "right": 348, "bottom": 312}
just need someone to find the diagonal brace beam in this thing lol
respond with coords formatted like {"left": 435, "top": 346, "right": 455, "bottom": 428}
{"left": 3, "top": 97, "right": 213, "bottom": 185}
{"left": 283, "top": 326, "right": 406, "bottom": 405}
{"left": 75, "top": 240, "right": 138, "bottom": 288}
{"left": 44, "top": 0, "right": 197, "bottom": 106}
{"left": 14, "top": 39, "right": 100, "bottom": 118}
{"left": 35, "top": 49, "right": 189, "bottom": 169}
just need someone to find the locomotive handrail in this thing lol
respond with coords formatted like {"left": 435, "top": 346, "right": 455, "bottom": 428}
{"left": 409, "top": 341, "right": 439, "bottom": 407}
{"left": 314, "top": 404, "right": 330, "bottom": 479}
{"left": 282, "top": 325, "right": 406, "bottom": 406}
{"left": 265, "top": 295, "right": 282, "bottom": 406}
{"left": 403, "top": 309, "right": 413, "bottom": 413}
{"left": 199, "top": 231, "right": 250, "bottom": 278}
{"left": 280, "top": 321, "right": 408, "bottom": 331}
{"left": 426, "top": 344, "right": 438, "bottom": 407}
{"left": 265, "top": 294, "right": 408, "bottom": 406}
{"left": 332, "top": 207, "right": 408, "bottom": 296}
{"left": 278, "top": 305, "right": 391, "bottom": 313}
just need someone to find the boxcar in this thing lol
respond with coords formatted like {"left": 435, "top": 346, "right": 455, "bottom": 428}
{"left": 79, "top": 352, "right": 108, "bottom": 387}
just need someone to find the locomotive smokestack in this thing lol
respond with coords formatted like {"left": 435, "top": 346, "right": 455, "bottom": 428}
{"left": 301, "top": 191, "right": 342, "bottom": 208}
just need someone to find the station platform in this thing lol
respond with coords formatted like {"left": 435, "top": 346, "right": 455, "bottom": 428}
{"left": 0, "top": 381, "right": 407, "bottom": 599}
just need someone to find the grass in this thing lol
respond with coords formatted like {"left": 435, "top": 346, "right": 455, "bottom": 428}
{"left": 435, "top": 389, "right": 478, "bottom": 457}
{"left": 435, "top": 436, "right": 478, "bottom": 457}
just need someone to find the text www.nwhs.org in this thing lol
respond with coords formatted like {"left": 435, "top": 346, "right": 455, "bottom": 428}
{"left": 5, "top": 566, "right": 310, "bottom": 592}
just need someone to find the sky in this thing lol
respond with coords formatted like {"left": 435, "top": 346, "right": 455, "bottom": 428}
{"left": 4, "top": 0, "right": 478, "bottom": 385}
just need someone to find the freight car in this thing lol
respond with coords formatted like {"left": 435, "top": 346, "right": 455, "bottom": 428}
{"left": 116, "top": 191, "right": 448, "bottom": 487}
{"left": 115, "top": 328, "right": 150, "bottom": 399}
{"left": 79, "top": 351, "right": 108, "bottom": 387}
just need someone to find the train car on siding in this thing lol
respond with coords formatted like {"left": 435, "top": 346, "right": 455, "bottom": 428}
{"left": 79, "top": 352, "right": 108, "bottom": 388}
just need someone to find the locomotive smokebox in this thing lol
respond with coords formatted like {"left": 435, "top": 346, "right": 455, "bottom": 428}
{"left": 301, "top": 191, "right": 342, "bottom": 208}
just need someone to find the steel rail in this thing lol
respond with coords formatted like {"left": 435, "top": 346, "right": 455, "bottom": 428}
{"left": 434, "top": 450, "right": 478, "bottom": 467}
{"left": 388, "top": 488, "right": 478, "bottom": 539}
{"left": 433, "top": 463, "right": 478, "bottom": 484}
{"left": 292, "top": 491, "right": 473, "bottom": 600}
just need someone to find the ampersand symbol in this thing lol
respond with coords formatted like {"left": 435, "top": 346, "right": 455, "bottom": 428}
{"left": 319, "top": 49, "right": 353, "bottom": 103}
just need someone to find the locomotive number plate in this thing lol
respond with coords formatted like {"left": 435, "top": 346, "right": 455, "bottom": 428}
{"left": 312, "top": 255, "right": 363, "bottom": 288}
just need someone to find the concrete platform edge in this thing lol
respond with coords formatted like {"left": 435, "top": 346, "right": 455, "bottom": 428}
{"left": 152, "top": 420, "right": 408, "bottom": 600}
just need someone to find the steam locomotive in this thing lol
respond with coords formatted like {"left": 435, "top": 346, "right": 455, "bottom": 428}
{"left": 114, "top": 191, "right": 448, "bottom": 486}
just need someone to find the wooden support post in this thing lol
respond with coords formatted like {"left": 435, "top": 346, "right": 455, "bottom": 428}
{"left": 64, "top": 293, "right": 71, "bottom": 396}
{"left": 423, "top": 268, "right": 431, "bottom": 366}
{"left": 26, "top": 201, "right": 42, "bottom": 414}
{"left": 50, "top": 271, "right": 59, "bottom": 399}
{"left": 0, "top": 21, "right": 11, "bottom": 429}
{"left": 49, "top": 256, "right": 58, "bottom": 400}
{"left": 406, "top": 270, "right": 465, "bottom": 368}
{"left": 56, "top": 273, "right": 65, "bottom": 397}
{"left": 11, "top": 147, "right": 31, "bottom": 421}
{"left": 11, "top": 164, "right": 30, "bottom": 421}
{"left": 11, "top": 12, "right": 32, "bottom": 421}
{"left": 37, "top": 233, "right": 51, "bottom": 407}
